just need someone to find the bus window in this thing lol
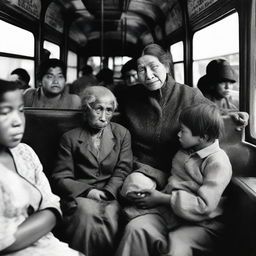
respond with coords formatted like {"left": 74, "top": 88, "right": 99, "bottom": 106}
{"left": 170, "top": 41, "right": 184, "bottom": 84}
{"left": 0, "top": 19, "right": 35, "bottom": 86}
{"left": 43, "top": 40, "right": 60, "bottom": 59}
{"left": 66, "top": 50, "right": 78, "bottom": 83}
{"left": 193, "top": 13, "right": 239, "bottom": 107}
{"left": 110, "top": 56, "right": 131, "bottom": 79}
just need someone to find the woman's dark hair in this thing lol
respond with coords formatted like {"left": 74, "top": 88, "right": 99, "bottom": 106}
{"left": 38, "top": 58, "right": 66, "bottom": 80}
{"left": 0, "top": 79, "right": 21, "bottom": 102}
{"left": 141, "top": 43, "right": 174, "bottom": 76}
{"left": 11, "top": 68, "right": 30, "bottom": 84}
{"left": 179, "top": 103, "right": 224, "bottom": 141}
{"left": 121, "top": 58, "right": 137, "bottom": 77}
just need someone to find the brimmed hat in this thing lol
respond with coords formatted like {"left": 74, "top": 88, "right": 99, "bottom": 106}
{"left": 206, "top": 59, "right": 236, "bottom": 83}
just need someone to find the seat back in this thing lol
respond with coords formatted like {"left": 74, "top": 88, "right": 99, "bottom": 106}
{"left": 23, "top": 109, "right": 83, "bottom": 178}
{"left": 23, "top": 109, "right": 256, "bottom": 179}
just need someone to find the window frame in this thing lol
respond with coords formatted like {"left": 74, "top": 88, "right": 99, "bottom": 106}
{"left": 0, "top": 18, "right": 35, "bottom": 86}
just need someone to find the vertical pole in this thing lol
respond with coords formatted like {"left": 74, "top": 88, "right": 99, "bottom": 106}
{"left": 100, "top": 0, "right": 104, "bottom": 69}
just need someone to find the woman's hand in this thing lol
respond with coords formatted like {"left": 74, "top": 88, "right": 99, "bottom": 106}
{"left": 133, "top": 189, "right": 170, "bottom": 209}
{"left": 87, "top": 189, "right": 108, "bottom": 201}
{"left": 229, "top": 111, "right": 249, "bottom": 131}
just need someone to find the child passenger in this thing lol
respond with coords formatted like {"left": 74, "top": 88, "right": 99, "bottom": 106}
{"left": 130, "top": 103, "right": 232, "bottom": 256}
{"left": 0, "top": 79, "right": 83, "bottom": 255}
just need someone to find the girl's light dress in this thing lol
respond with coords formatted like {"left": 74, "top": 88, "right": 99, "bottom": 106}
{"left": 0, "top": 143, "right": 83, "bottom": 256}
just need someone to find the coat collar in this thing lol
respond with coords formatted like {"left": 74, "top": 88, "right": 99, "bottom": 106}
{"left": 78, "top": 123, "right": 115, "bottom": 162}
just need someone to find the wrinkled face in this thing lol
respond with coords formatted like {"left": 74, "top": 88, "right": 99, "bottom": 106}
{"left": 87, "top": 96, "right": 115, "bottom": 130}
{"left": 137, "top": 55, "right": 168, "bottom": 91}
{"left": 0, "top": 90, "right": 25, "bottom": 149}
{"left": 216, "top": 82, "right": 232, "bottom": 98}
{"left": 124, "top": 69, "right": 138, "bottom": 87}
{"left": 41, "top": 67, "right": 66, "bottom": 96}
{"left": 177, "top": 123, "right": 200, "bottom": 150}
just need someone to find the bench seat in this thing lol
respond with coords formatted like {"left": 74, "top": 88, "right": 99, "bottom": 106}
{"left": 22, "top": 108, "right": 256, "bottom": 256}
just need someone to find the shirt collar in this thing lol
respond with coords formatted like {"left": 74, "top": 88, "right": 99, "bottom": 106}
{"left": 193, "top": 139, "right": 220, "bottom": 159}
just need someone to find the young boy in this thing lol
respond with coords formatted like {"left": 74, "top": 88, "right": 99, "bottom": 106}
{"left": 132, "top": 103, "right": 232, "bottom": 256}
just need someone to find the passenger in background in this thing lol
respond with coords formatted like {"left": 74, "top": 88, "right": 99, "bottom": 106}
{"left": 70, "top": 64, "right": 98, "bottom": 98}
{"left": 9, "top": 68, "right": 31, "bottom": 91}
{"left": 42, "top": 48, "right": 51, "bottom": 63}
{"left": 52, "top": 86, "right": 133, "bottom": 256}
{"left": 121, "top": 58, "right": 139, "bottom": 87}
{"left": 24, "top": 59, "right": 81, "bottom": 109}
{"left": 0, "top": 79, "right": 83, "bottom": 256}
{"left": 114, "top": 58, "right": 139, "bottom": 106}
{"left": 96, "top": 67, "right": 115, "bottom": 92}
{"left": 197, "top": 59, "right": 238, "bottom": 110}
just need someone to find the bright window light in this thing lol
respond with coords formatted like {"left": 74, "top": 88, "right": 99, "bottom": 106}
{"left": 170, "top": 42, "right": 184, "bottom": 62}
{"left": 0, "top": 20, "right": 34, "bottom": 57}
{"left": 193, "top": 13, "right": 239, "bottom": 60}
{"left": 43, "top": 41, "right": 60, "bottom": 59}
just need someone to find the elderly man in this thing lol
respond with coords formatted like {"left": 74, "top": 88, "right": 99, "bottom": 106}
{"left": 52, "top": 86, "right": 133, "bottom": 256}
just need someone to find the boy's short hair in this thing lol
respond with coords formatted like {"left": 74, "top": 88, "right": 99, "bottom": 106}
{"left": 38, "top": 58, "right": 66, "bottom": 80}
{"left": 179, "top": 103, "right": 223, "bottom": 141}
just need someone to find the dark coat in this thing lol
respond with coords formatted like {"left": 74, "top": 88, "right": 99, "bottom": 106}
{"left": 118, "top": 75, "right": 208, "bottom": 188}
{"left": 52, "top": 122, "right": 133, "bottom": 201}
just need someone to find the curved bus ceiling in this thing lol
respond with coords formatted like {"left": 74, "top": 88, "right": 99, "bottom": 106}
{"left": 59, "top": 0, "right": 183, "bottom": 57}
{"left": 2, "top": 0, "right": 219, "bottom": 58}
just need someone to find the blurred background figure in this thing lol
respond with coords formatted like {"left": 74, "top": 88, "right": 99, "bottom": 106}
{"left": 70, "top": 64, "right": 98, "bottom": 97}
{"left": 121, "top": 58, "right": 139, "bottom": 87}
{"left": 197, "top": 59, "right": 238, "bottom": 109}
{"left": 42, "top": 48, "right": 51, "bottom": 63}
{"left": 114, "top": 58, "right": 139, "bottom": 106}
{"left": 96, "top": 67, "right": 115, "bottom": 92}
{"left": 9, "top": 68, "right": 31, "bottom": 91}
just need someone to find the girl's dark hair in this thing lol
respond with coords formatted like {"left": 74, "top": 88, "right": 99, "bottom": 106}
{"left": 179, "top": 103, "right": 224, "bottom": 141}
{"left": 38, "top": 58, "right": 66, "bottom": 80}
{"left": 141, "top": 43, "right": 174, "bottom": 76}
{"left": 0, "top": 79, "right": 21, "bottom": 102}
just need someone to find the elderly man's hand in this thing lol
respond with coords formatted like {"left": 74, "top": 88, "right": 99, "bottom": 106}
{"left": 229, "top": 111, "right": 249, "bottom": 131}
{"left": 87, "top": 189, "right": 109, "bottom": 201}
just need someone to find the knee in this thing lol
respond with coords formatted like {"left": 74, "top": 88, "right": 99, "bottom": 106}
{"left": 75, "top": 197, "right": 98, "bottom": 217}
{"left": 124, "top": 218, "right": 158, "bottom": 241}
{"left": 168, "top": 233, "right": 192, "bottom": 256}
{"left": 125, "top": 218, "right": 145, "bottom": 235}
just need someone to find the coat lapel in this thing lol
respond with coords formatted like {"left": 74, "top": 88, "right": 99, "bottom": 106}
{"left": 77, "top": 124, "right": 115, "bottom": 163}
{"left": 77, "top": 128, "right": 98, "bottom": 160}
{"left": 99, "top": 124, "right": 115, "bottom": 162}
